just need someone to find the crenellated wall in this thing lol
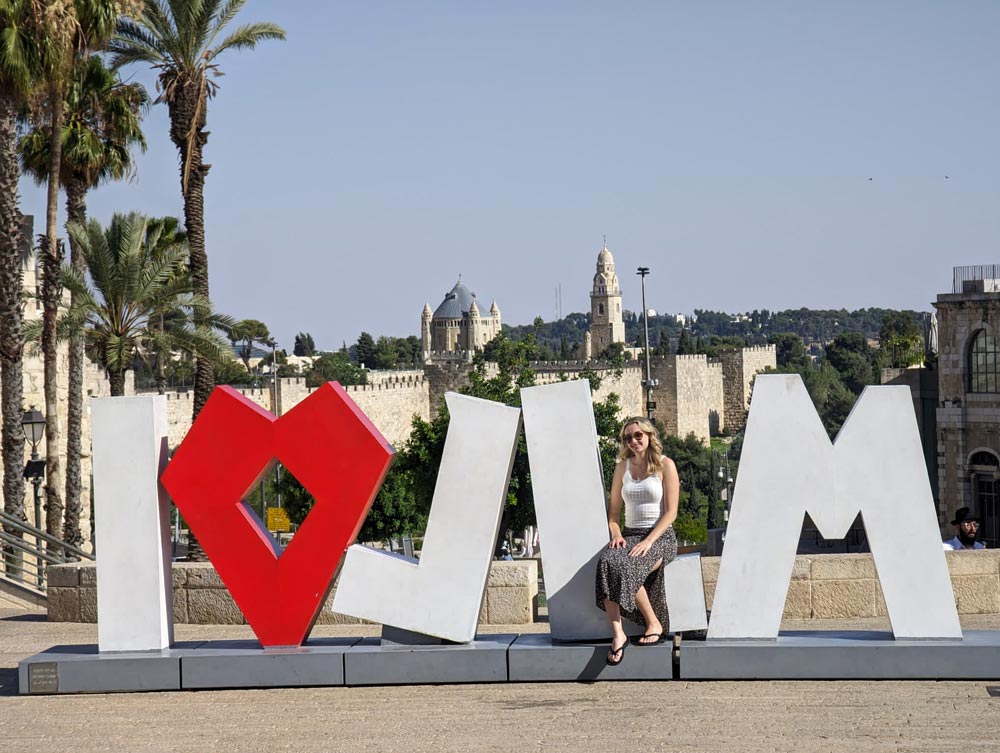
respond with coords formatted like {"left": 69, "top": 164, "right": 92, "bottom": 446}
{"left": 720, "top": 345, "right": 777, "bottom": 434}
{"left": 161, "top": 374, "right": 429, "bottom": 451}
{"left": 9, "top": 345, "right": 772, "bottom": 553}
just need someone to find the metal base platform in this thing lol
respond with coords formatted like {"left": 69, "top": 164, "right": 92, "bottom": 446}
{"left": 680, "top": 630, "right": 1000, "bottom": 679}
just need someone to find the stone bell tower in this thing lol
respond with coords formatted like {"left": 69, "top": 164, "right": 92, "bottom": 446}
{"left": 589, "top": 240, "right": 625, "bottom": 355}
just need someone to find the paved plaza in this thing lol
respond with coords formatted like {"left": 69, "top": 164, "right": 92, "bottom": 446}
{"left": 2, "top": 608, "right": 999, "bottom": 753}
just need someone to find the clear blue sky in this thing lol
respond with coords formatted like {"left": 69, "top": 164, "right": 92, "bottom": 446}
{"left": 17, "top": 1, "right": 1000, "bottom": 351}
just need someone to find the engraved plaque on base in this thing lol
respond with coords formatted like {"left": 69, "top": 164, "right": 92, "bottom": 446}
{"left": 28, "top": 662, "right": 58, "bottom": 694}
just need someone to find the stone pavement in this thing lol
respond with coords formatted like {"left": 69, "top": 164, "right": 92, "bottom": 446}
{"left": 2, "top": 608, "right": 999, "bottom": 753}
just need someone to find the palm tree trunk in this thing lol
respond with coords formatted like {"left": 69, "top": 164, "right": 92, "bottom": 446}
{"left": 170, "top": 82, "right": 211, "bottom": 559}
{"left": 169, "top": 82, "right": 214, "bottom": 421}
{"left": 0, "top": 94, "right": 27, "bottom": 576}
{"left": 42, "top": 88, "right": 65, "bottom": 551}
{"left": 108, "top": 369, "right": 126, "bottom": 398}
{"left": 63, "top": 177, "right": 86, "bottom": 551}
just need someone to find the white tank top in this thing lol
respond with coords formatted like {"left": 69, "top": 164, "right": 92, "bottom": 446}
{"left": 623, "top": 461, "right": 663, "bottom": 528}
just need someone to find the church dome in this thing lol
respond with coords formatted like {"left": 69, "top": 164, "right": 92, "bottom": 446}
{"left": 598, "top": 242, "right": 614, "bottom": 265}
{"left": 432, "top": 278, "right": 482, "bottom": 319}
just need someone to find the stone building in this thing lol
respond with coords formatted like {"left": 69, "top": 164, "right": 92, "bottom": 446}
{"left": 935, "top": 265, "right": 1000, "bottom": 547}
{"left": 421, "top": 278, "right": 501, "bottom": 363}
{"left": 648, "top": 346, "right": 776, "bottom": 442}
{"left": 580, "top": 242, "right": 625, "bottom": 359}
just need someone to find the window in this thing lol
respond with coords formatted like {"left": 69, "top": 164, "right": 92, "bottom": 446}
{"left": 970, "top": 450, "right": 1000, "bottom": 548}
{"left": 969, "top": 329, "right": 1000, "bottom": 392}
{"left": 599, "top": 304, "right": 605, "bottom": 315}
{"left": 970, "top": 451, "right": 999, "bottom": 468}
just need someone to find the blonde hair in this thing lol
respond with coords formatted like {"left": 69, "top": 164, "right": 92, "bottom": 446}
{"left": 618, "top": 417, "right": 664, "bottom": 476}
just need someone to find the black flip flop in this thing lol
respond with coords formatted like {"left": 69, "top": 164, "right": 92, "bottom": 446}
{"left": 635, "top": 632, "right": 667, "bottom": 646}
{"left": 606, "top": 639, "right": 628, "bottom": 666}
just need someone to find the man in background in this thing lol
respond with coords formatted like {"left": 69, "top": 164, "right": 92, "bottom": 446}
{"left": 943, "top": 507, "right": 986, "bottom": 550}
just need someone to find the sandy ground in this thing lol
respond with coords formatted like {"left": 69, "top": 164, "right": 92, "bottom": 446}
{"left": 2, "top": 609, "right": 999, "bottom": 753}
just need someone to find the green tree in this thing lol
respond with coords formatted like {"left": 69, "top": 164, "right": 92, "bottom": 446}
{"left": 230, "top": 319, "right": 270, "bottom": 375}
{"left": 18, "top": 53, "right": 147, "bottom": 547}
{"left": 306, "top": 352, "right": 367, "bottom": 388}
{"left": 878, "top": 311, "right": 923, "bottom": 368}
{"left": 768, "top": 332, "right": 810, "bottom": 370}
{"left": 27, "top": 0, "right": 125, "bottom": 545}
{"left": 676, "top": 326, "right": 696, "bottom": 354}
{"left": 111, "top": 0, "right": 286, "bottom": 417}
{"left": 355, "top": 331, "right": 376, "bottom": 367}
{"left": 373, "top": 335, "right": 398, "bottom": 369}
{"left": 824, "top": 332, "right": 875, "bottom": 394}
{"left": 293, "top": 331, "right": 315, "bottom": 357}
{"left": 59, "top": 212, "right": 231, "bottom": 395}
{"left": 0, "top": 0, "right": 39, "bottom": 571}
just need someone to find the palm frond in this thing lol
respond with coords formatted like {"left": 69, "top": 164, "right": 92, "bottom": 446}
{"left": 211, "top": 22, "right": 285, "bottom": 59}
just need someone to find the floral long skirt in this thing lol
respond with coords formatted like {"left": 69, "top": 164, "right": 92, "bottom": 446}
{"left": 595, "top": 526, "right": 677, "bottom": 631}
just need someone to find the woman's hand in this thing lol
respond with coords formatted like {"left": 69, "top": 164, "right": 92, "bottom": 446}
{"left": 629, "top": 538, "right": 652, "bottom": 557}
{"left": 609, "top": 534, "right": 627, "bottom": 549}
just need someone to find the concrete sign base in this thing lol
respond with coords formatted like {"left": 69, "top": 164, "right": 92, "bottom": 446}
{"left": 507, "top": 634, "right": 674, "bottom": 682}
{"left": 682, "top": 631, "right": 1000, "bottom": 679}
{"left": 20, "top": 630, "right": 1000, "bottom": 693}
{"left": 343, "top": 635, "right": 516, "bottom": 686}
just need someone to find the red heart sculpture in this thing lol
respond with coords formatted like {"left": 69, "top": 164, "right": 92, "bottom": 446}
{"left": 161, "top": 383, "right": 393, "bottom": 647}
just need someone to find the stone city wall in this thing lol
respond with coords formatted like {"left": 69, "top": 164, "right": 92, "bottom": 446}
{"left": 160, "top": 375, "right": 430, "bottom": 452}
{"left": 675, "top": 355, "right": 715, "bottom": 442}
{"left": 700, "top": 550, "right": 1000, "bottom": 619}
{"left": 649, "top": 356, "right": 680, "bottom": 438}
{"left": 531, "top": 362, "right": 643, "bottom": 421}
{"left": 706, "top": 361, "right": 725, "bottom": 435}
{"left": 47, "top": 559, "right": 539, "bottom": 626}
{"left": 720, "top": 345, "right": 776, "bottom": 434}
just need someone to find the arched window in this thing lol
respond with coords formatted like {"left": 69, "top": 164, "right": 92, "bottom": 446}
{"left": 969, "top": 329, "right": 1000, "bottom": 393}
{"left": 969, "top": 450, "right": 1000, "bottom": 548}
{"left": 970, "top": 450, "right": 1000, "bottom": 468}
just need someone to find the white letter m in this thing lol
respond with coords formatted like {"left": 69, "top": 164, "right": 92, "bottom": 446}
{"left": 708, "top": 375, "right": 960, "bottom": 640}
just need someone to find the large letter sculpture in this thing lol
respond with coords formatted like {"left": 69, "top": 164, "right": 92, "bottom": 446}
{"left": 708, "top": 375, "right": 961, "bottom": 640}
{"left": 92, "top": 396, "right": 173, "bottom": 652}
{"left": 332, "top": 393, "right": 521, "bottom": 643}
{"left": 520, "top": 380, "right": 613, "bottom": 640}
{"left": 521, "top": 379, "right": 709, "bottom": 641}
{"left": 161, "top": 384, "right": 393, "bottom": 647}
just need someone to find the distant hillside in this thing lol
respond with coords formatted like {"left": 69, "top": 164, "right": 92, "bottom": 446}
{"left": 503, "top": 307, "right": 927, "bottom": 357}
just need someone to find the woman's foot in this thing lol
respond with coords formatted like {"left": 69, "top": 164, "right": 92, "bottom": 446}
{"left": 606, "top": 636, "right": 628, "bottom": 666}
{"left": 636, "top": 623, "right": 665, "bottom": 645}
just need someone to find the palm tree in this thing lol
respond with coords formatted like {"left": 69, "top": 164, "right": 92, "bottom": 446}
{"left": 110, "top": 0, "right": 285, "bottom": 418}
{"left": 24, "top": 0, "right": 123, "bottom": 545}
{"left": 60, "top": 212, "right": 233, "bottom": 397}
{"left": 19, "top": 54, "right": 147, "bottom": 548}
{"left": 0, "top": 0, "right": 41, "bottom": 574}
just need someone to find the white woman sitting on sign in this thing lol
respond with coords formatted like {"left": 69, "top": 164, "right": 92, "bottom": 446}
{"left": 595, "top": 416, "right": 679, "bottom": 666}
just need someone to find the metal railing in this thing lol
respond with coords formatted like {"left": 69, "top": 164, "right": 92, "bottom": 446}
{"left": 953, "top": 265, "right": 1000, "bottom": 294}
{"left": 0, "top": 509, "right": 94, "bottom": 593}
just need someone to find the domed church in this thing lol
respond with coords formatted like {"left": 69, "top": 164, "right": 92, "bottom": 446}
{"left": 421, "top": 277, "right": 501, "bottom": 362}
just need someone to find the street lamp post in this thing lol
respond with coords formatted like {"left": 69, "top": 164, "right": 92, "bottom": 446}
{"left": 21, "top": 407, "right": 46, "bottom": 587}
{"left": 268, "top": 338, "right": 282, "bottom": 511}
{"left": 636, "top": 266, "right": 656, "bottom": 420}
{"left": 717, "top": 449, "right": 733, "bottom": 523}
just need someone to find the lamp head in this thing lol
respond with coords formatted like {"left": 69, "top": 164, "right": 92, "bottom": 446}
{"left": 21, "top": 406, "right": 45, "bottom": 447}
